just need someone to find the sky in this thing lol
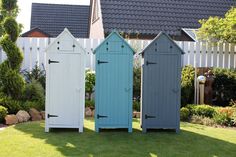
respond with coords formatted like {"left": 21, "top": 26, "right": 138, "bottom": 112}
{"left": 17, "top": 0, "right": 90, "bottom": 33}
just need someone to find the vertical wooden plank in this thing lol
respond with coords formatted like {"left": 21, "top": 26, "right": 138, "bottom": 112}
{"left": 30, "top": 38, "right": 38, "bottom": 70}
{"left": 189, "top": 42, "right": 195, "bottom": 66}
{"left": 206, "top": 42, "right": 212, "bottom": 67}
{"left": 201, "top": 42, "right": 207, "bottom": 67}
{"left": 195, "top": 42, "right": 200, "bottom": 67}
{"left": 218, "top": 43, "right": 223, "bottom": 68}
{"left": 182, "top": 42, "right": 189, "bottom": 66}
{"left": 212, "top": 44, "right": 218, "bottom": 67}
{"left": 224, "top": 43, "right": 229, "bottom": 69}
{"left": 23, "top": 38, "right": 31, "bottom": 70}
{"left": 85, "top": 38, "right": 92, "bottom": 69}
{"left": 229, "top": 43, "right": 235, "bottom": 68}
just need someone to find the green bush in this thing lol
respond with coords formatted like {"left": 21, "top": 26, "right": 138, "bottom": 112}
{"left": 212, "top": 68, "right": 236, "bottom": 106}
{"left": 213, "top": 107, "right": 236, "bottom": 126}
{"left": 0, "top": 105, "right": 8, "bottom": 123}
{"left": 133, "top": 67, "right": 141, "bottom": 100}
{"left": 85, "top": 70, "right": 95, "bottom": 100}
{"left": 181, "top": 65, "right": 195, "bottom": 107}
{"left": 190, "top": 115, "right": 215, "bottom": 126}
{"left": 0, "top": 0, "right": 25, "bottom": 100}
{"left": 180, "top": 107, "right": 190, "bottom": 121}
{"left": 23, "top": 64, "right": 46, "bottom": 89}
{"left": 133, "top": 100, "right": 140, "bottom": 111}
{"left": 85, "top": 99, "right": 95, "bottom": 109}
{"left": 22, "top": 101, "right": 44, "bottom": 112}
{"left": 192, "top": 105, "right": 216, "bottom": 118}
{"left": 0, "top": 95, "right": 22, "bottom": 114}
{"left": 22, "top": 80, "right": 45, "bottom": 110}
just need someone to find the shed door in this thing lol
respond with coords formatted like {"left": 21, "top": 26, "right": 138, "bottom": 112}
{"left": 47, "top": 53, "right": 81, "bottom": 126}
{"left": 96, "top": 54, "right": 131, "bottom": 127}
{"left": 144, "top": 54, "right": 180, "bottom": 128}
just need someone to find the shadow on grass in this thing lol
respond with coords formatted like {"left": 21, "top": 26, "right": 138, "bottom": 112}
{"left": 13, "top": 120, "right": 236, "bottom": 157}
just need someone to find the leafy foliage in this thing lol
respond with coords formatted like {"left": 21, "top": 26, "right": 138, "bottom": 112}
{"left": 0, "top": 105, "right": 8, "bottom": 122}
{"left": 23, "top": 63, "right": 46, "bottom": 89}
{"left": 85, "top": 70, "right": 95, "bottom": 100}
{"left": 133, "top": 67, "right": 141, "bottom": 100}
{"left": 133, "top": 100, "right": 140, "bottom": 111}
{"left": 213, "top": 107, "right": 236, "bottom": 126}
{"left": 85, "top": 99, "right": 95, "bottom": 109}
{"left": 180, "top": 107, "right": 190, "bottom": 121}
{"left": 181, "top": 65, "right": 195, "bottom": 107}
{"left": 212, "top": 68, "right": 236, "bottom": 106}
{"left": 0, "top": 0, "right": 25, "bottom": 100}
{"left": 197, "top": 7, "right": 236, "bottom": 43}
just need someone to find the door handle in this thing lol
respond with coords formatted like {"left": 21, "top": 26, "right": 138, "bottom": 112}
{"left": 47, "top": 114, "right": 58, "bottom": 118}
{"left": 145, "top": 114, "right": 156, "bottom": 119}
{"left": 146, "top": 61, "right": 157, "bottom": 66}
{"left": 48, "top": 59, "right": 59, "bottom": 64}
{"left": 97, "top": 60, "right": 109, "bottom": 64}
{"left": 97, "top": 114, "right": 108, "bottom": 119}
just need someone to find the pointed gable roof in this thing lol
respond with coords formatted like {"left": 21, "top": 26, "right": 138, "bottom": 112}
{"left": 46, "top": 28, "right": 86, "bottom": 53}
{"left": 141, "top": 32, "right": 185, "bottom": 55}
{"left": 93, "top": 30, "right": 135, "bottom": 54}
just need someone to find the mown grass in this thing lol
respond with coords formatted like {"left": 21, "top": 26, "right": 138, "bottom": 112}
{"left": 0, "top": 118, "right": 235, "bottom": 157}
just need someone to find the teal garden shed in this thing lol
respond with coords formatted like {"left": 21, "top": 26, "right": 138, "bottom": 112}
{"left": 141, "top": 32, "right": 184, "bottom": 133}
{"left": 93, "top": 31, "right": 134, "bottom": 132}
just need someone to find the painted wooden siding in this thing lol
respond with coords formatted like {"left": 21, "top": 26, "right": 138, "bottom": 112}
{"left": 1, "top": 38, "right": 235, "bottom": 71}
{"left": 45, "top": 29, "right": 86, "bottom": 132}
{"left": 141, "top": 32, "right": 182, "bottom": 133}
{"left": 94, "top": 32, "right": 133, "bottom": 132}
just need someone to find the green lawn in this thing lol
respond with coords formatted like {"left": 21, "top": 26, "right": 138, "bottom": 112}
{"left": 0, "top": 119, "right": 236, "bottom": 157}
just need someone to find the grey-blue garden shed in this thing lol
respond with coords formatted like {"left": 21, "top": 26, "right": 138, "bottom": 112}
{"left": 141, "top": 32, "right": 184, "bottom": 133}
{"left": 93, "top": 31, "right": 134, "bottom": 132}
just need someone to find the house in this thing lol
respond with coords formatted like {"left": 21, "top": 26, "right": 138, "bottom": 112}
{"left": 22, "top": 3, "right": 90, "bottom": 38}
{"left": 89, "top": 0, "right": 236, "bottom": 41}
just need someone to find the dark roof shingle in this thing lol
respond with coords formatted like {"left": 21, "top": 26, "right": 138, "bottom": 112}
{"left": 100, "top": 0, "right": 236, "bottom": 36}
{"left": 31, "top": 3, "right": 90, "bottom": 38}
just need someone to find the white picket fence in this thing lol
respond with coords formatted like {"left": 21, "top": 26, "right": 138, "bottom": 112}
{"left": 0, "top": 37, "right": 235, "bottom": 71}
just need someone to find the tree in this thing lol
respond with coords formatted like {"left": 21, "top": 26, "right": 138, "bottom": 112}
{"left": 197, "top": 7, "right": 236, "bottom": 43}
{"left": 85, "top": 70, "right": 95, "bottom": 100}
{"left": 0, "top": 0, "right": 25, "bottom": 99}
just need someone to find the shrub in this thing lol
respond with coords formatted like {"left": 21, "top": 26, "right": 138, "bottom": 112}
{"left": 180, "top": 107, "right": 190, "bottom": 121}
{"left": 212, "top": 68, "right": 236, "bottom": 106}
{"left": 85, "top": 99, "right": 95, "bottom": 109}
{"left": 133, "top": 67, "right": 141, "bottom": 100}
{"left": 22, "top": 101, "right": 44, "bottom": 111}
{"left": 213, "top": 107, "right": 236, "bottom": 126}
{"left": 0, "top": 95, "right": 22, "bottom": 114}
{"left": 0, "top": 105, "right": 8, "bottom": 123}
{"left": 133, "top": 100, "right": 140, "bottom": 111}
{"left": 188, "top": 104, "right": 216, "bottom": 118}
{"left": 85, "top": 70, "right": 95, "bottom": 100}
{"left": 190, "top": 115, "right": 215, "bottom": 126}
{"left": 23, "top": 80, "right": 45, "bottom": 105}
{"left": 0, "top": 0, "right": 25, "bottom": 100}
{"left": 181, "top": 65, "right": 195, "bottom": 107}
{"left": 22, "top": 63, "right": 46, "bottom": 89}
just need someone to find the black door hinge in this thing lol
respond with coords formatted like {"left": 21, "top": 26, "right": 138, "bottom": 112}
{"left": 146, "top": 61, "right": 157, "bottom": 66}
{"left": 48, "top": 59, "right": 59, "bottom": 64}
{"left": 97, "top": 60, "right": 109, "bottom": 64}
{"left": 47, "top": 114, "right": 58, "bottom": 118}
{"left": 145, "top": 114, "right": 156, "bottom": 119}
{"left": 97, "top": 114, "right": 108, "bottom": 119}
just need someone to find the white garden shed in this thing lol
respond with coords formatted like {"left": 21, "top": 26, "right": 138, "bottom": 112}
{"left": 45, "top": 28, "right": 86, "bottom": 132}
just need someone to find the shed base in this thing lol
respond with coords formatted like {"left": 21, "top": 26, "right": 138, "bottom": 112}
{"left": 142, "top": 127, "right": 180, "bottom": 133}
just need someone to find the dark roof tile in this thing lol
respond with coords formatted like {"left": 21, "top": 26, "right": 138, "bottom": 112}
{"left": 31, "top": 3, "right": 90, "bottom": 38}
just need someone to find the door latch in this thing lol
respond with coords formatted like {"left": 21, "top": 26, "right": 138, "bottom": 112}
{"left": 146, "top": 61, "right": 157, "bottom": 66}
{"left": 47, "top": 114, "right": 58, "bottom": 118}
{"left": 48, "top": 59, "right": 59, "bottom": 64}
{"left": 97, "top": 114, "right": 108, "bottom": 119}
{"left": 97, "top": 60, "right": 109, "bottom": 64}
{"left": 145, "top": 114, "right": 156, "bottom": 119}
